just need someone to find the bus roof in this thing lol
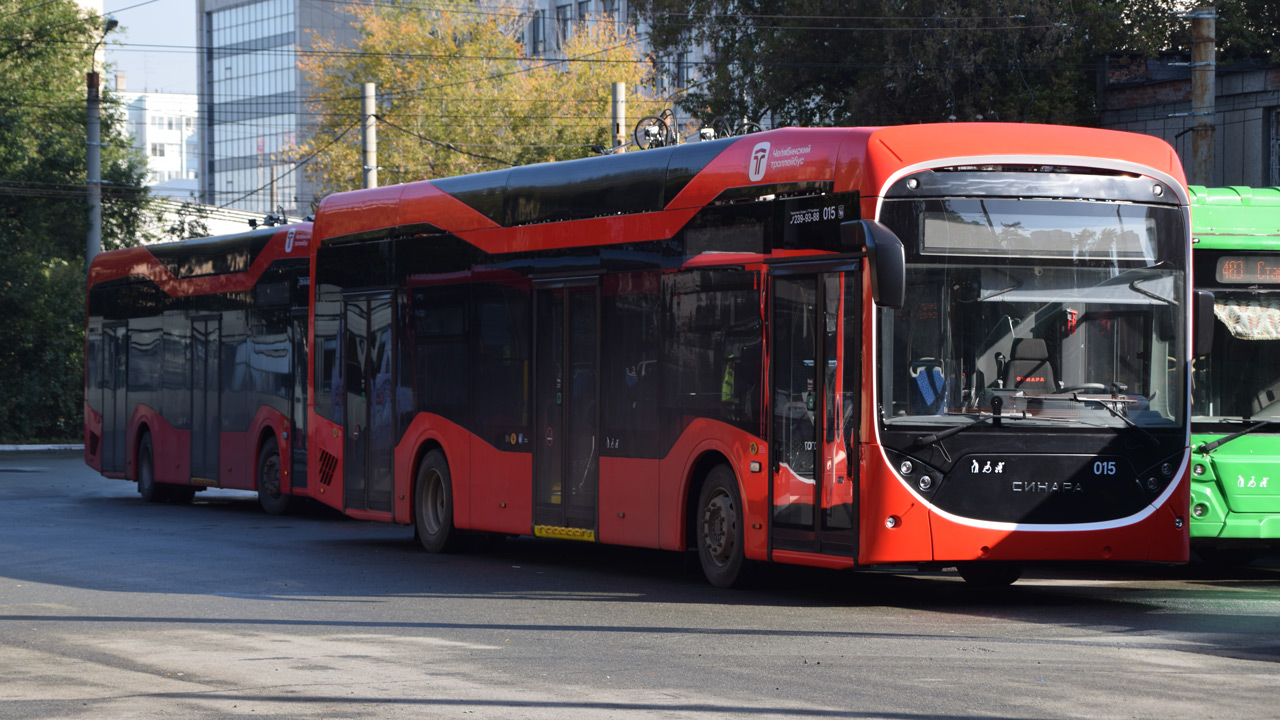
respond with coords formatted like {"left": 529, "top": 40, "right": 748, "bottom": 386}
{"left": 1189, "top": 185, "right": 1280, "bottom": 251}
{"left": 313, "top": 124, "right": 1187, "bottom": 254}
{"left": 88, "top": 222, "right": 313, "bottom": 295}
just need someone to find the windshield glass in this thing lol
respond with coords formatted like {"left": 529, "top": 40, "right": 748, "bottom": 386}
{"left": 1192, "top": 292, "right": 1280, "bottom": 423}
{"left": 879, "top": 196, "right": 1187, "bottom": 430}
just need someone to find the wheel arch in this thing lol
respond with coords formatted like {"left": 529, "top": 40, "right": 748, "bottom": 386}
{"left": 409, "top": 438, "right": 447, "bottom": 526}
{"left": 254, "top": 427, "right": 279, "bottom": 492}
{"left": 683, "top": 450, "right": 738, "bottom": 552}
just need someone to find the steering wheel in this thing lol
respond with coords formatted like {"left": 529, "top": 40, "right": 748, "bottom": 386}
{"left": 1059, "top": 383, "right": 1108, "bottom": 394}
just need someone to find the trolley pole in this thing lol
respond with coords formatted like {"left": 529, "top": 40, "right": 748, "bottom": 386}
{"left": 1190, "top": 6, "right": 1216, "bottom": 186}
{"left": 612, "top": 82, "right": 626, "bottom": 152}
{"left": 362, "top": 82, "right": 377, "bottom": 189}
{"left": 87, "top": 71, "right": 102, "bottom": 270}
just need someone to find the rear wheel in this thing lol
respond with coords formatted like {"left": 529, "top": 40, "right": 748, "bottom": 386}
{"left": 256, "top": 437, "right": 290, "bottom": 515}
{"left": 136, "top": 433, "right": 163, "bottom": 503}
{"left": 956, "top": 562, "right": 1023, "bottom": 587}
{"left": 696, "top": 465, "right": 751, "bottom": 588}
{"left": 415, "top": 450, "right": 460, "bottom": 553}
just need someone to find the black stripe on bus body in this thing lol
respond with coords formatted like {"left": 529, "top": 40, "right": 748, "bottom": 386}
{"left": 88, "top": 259, "right": 310, "bottom": 320}
{"left": 147, "top": 226, "right": 288, "bottom": 280}
{"left": 432, "top": 138, "right": 735, "bottom": 228}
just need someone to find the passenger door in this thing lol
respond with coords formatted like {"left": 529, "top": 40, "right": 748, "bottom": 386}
{"left": 769, "top": 271, "right": 860, "bottom": 557}
{"left": 101, "top": 323, "right": 128, "bottom": 475}
{"left": 533, "top": 282, "right": 600, "bottom": 539}
{"left": 343, "top": 292, "right": 396, "bottom": 513}
{"left": 190, "top": 316, "right": 220, "bottom": 485}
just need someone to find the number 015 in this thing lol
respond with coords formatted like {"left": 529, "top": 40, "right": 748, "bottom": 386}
{"left": 1093, "top": 461, "right": 1117, "bottom": 476}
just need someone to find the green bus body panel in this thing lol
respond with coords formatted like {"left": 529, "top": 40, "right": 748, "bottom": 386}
{"left": 1190, "top": 185, "right": 1280, "bottom": 544}
{"left": 1190, "top": 185, "right": 1280, "bottom": 250}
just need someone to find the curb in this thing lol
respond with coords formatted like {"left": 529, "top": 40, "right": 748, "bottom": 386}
{"left": 0, "top": 445, "right": 84, "bottom": 452}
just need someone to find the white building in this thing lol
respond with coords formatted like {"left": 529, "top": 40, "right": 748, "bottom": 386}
{"left": 112, "top": 84, "right": 202, "bottom": 201}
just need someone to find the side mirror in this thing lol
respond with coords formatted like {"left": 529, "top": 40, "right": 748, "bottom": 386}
{"left": 1193, "top": 289, "right": 1215, "bottom": 356}
{"left": 841, "top": 220, "right": 905, "bottom": 309}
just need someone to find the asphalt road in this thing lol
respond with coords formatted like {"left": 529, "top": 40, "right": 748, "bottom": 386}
{"left": 2, "top": 451, "right": 1278, "bottom": 719}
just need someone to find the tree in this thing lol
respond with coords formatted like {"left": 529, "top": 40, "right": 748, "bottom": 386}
{"left": 296, "top": 0, "right": 664, "bottom": 196}
{"left": 632, "top": 0, "right": 1201, "bottom": 128}
{"left": 0, "top": 0, "right": 150, "bottom": 442}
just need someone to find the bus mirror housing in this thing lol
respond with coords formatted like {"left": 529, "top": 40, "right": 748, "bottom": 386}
{"left": 842, "top": 220, "right": 905, "bottom": 309}
{"left": 1194, "top": 289, "right": 1215, "bottom": 356}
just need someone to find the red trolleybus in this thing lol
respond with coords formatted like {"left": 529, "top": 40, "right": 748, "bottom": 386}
{"left": 85, "top": 223, "right": 313, "bottom": 513}
{"left": 307, "top": 124, "right": 1198, "bottom": 586}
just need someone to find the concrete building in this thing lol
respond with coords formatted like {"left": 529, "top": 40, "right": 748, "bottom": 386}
{"left": 112, "top": 82, "right": 201, "bottom": 201}
{"left": 1100, "top": 55, "right": 1280, "bottom": 188}
{"left": 195, "top": 0, "right": 700, "bottom": 213}
{"left": 196, "top": 0, "right": 355, "bottom": 215}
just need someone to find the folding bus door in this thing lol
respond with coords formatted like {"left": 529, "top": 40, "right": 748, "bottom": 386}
{"left": 289, "top": 308, "right": 308, "bottom": 489}
{"left": 101, "top": 323, "right": 128, "bottom": 475}
{"left": 190, "top": 316, "right": 220, "bottom": 485}
{"left": 343, "top": 292, "right": 396, "bottom": 514}
{"left": 769, "top": 270, "right": 861, "bottom": 558}
{"left": 533, "top": 282, "right": 600, "bottom": 540}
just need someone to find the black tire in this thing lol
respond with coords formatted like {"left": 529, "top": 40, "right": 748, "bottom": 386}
{"left": 415, "top": 450, "right": 460, "bottom": 553}
{"left": 1195, "top": 547, "right": 1261, "bottom": 566}
{"left": 137, "top": 433, "right": 164, "bottom": 503}
{"left": 256, "top": 437, "right": 290, "bottom": 515}
{"left": 696, "top": 465, "right": 751, "bottom": 588}
{"left": 956, "top": 562, "right": 1023, "bottom": 587}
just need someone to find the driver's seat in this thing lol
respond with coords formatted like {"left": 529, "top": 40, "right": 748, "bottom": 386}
{"left": 1004, "top": 338, "right": 1056, "bottom": 393}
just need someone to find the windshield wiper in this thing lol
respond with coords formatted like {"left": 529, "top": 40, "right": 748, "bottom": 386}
{"left": 914, "top": 414, "right": 992, "bottom": 449}
{"left": 1061, "top": 391, "right": 1161, "bottom": 447}
{"left": 1198, "top": 420, "right": 1275, "bottom": 454}
{"left": 1129, "top": 277, "right": 1176, "bottom": 306}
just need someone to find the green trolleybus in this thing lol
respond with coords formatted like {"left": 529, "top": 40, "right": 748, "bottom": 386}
{"left": 1190, "top": 185, "right": 1280, "bottom": 562}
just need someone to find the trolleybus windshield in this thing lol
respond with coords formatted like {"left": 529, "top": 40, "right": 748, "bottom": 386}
{"left": 879, "top": 195, "right": 1187, "bottom": 430}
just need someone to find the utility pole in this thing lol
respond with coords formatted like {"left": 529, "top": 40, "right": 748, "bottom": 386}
{"left": 363, "top": 82, "right": 377, "bottom": 189}
{"left": 87, "top": 70, "right": 103, "bottom": 270}
{"left": 612, "top": 82, "right": 626, "bottom": 152}
{"left": 86, "top": 16, "right": 117, "bottom": 271}
{"left": 1190, "top": 5, "right": 1216, "bottom": 186}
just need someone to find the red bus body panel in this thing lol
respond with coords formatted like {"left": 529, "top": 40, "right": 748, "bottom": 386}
{"left": 306, "top": 124, "right": 1192, "bottom": 570}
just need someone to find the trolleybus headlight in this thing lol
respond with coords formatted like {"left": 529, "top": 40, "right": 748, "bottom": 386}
{"left": 1175, "top": 517, "right": 1185, "bottom": 529}
{"left": 1147, "top": 477, "right": 1159, "bottom": 491}
{"left": 918, "top": 476, "right": 933, "bottom": 491}
{"left": 899, "top": 460, "right": 914, "bottom": 476}
{"left": 1152, "top": 184, "right": 1164, "bottom": 197}
{"left": 1160, "top": 462, "right": 1174, "bottom": 477}
{"left": 1192, "top": 503, "right": 1208, "bottom": 518}
{"left": 885, "top": 515, "right": 900, "bottom": 529}
{"left": 1192, "top": 463, "right": 1206, "bottom": 477}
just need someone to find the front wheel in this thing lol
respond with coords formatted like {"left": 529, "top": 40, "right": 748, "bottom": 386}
{"left": 415, "top": 450, "right": 460, "bottom": 553}
{"left": 257, "top": 437, "right": 290, "bottom": 515}
{"left": 696, "top": 465, "right": 751, "bottom": 588}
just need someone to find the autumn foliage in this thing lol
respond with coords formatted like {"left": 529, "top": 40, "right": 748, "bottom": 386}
{"left": 296, "top": 1, "right": 665, "bottom": 196}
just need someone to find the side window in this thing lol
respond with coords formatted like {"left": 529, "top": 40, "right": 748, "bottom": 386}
{"left": 602, "top": 271, "right": 661, "bottom": 456}
{"left": 409, "top": 285, "right": 470, "bottom": 423}
{"left": 664, "top": 270, "right": 763, "bottom": 443}
{"left": 473, "top": 282, "right": 531, "bottom": 449}
{"left": 314, "top": 288, "right": 342, "bottom": 424}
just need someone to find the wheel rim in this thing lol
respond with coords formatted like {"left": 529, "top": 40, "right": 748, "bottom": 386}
{"left": 422, "top": 468, "right": 444, "bottom": 535}
{"left": 261, "top": 453, "right": 281, "bottom": 499}
{"left": 702, "top": 489, "right": 736, "bottom": 567}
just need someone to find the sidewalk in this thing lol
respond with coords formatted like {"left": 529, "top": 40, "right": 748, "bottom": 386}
{"left": 0, "top": 444, "right": 84, "bottom": 452}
